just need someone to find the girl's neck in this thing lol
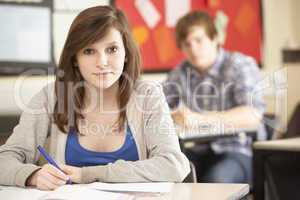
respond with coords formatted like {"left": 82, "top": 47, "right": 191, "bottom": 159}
{"left": 83, "top": 81, "right": 120, "bottom": 114}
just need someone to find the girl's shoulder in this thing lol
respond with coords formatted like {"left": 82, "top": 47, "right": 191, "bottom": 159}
{"left": 30, "top": 82, "right": 56, "bottom": 113}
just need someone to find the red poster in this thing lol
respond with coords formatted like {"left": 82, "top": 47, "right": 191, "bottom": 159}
{"left": 112, "top": 0, "right": 262, "bottom": 72}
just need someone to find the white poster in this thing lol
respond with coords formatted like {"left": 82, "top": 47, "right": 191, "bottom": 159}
{"left": 0, "top": 5, "right": 51, "bottom": 63}
{"left": 165, "top": 0, "right": 191, "bottom": 27}
{"left": 134, "top": 0, "right": 161, "bottom": 29}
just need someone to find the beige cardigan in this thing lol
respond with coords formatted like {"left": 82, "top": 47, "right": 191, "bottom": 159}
{"left": 0, "top": 81, "right": 190, "bottom": 187}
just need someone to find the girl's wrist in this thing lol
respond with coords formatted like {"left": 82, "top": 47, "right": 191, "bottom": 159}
{"left": 25, "top": 169, "right": 40, "bottom": 186}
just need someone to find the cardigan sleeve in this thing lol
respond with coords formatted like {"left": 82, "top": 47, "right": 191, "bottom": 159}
{"left": 0, "top": 85, "right": 51, "bottom": 187}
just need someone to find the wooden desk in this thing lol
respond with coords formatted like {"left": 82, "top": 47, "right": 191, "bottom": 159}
{"left": 177, "top": 125, "right": 257, "bottom": 148}
{"left": 0, "top": 183, "right": 249, "bottom": 200}
{"left": 253, "top": 137, "right": 300, "bottom": 151}
{"left": 147, "top": 183, "right": 249, "bottom": 200}
{"left": 253, "top": 137, "right": 300, "bottom": 200}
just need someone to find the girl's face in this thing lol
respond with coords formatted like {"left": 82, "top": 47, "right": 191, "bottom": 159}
{"left": 76, "top": 27, "right": 126, "bottom": 90}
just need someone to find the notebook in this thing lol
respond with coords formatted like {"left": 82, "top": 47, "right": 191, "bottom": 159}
{"left": 0, "top": 185, "right": 133, "bottom": 200}
{"left": 87, "top": 182, "right": 174, "bottom": 193}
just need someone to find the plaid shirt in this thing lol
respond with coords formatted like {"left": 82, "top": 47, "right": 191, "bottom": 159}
{"left": 163, "top": 48, "right": 266, "bottom": 156}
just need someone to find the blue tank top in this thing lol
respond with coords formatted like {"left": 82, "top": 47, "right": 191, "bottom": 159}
{"left": 65, "top": 126, "right": 139, "bottom": 167}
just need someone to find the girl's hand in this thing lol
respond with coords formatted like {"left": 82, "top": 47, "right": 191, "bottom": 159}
{"left": 26, "top": 164, "right": 70, "bottom": 190}
{"left": 60, "top": 164, "right": 82, "bottom": 184}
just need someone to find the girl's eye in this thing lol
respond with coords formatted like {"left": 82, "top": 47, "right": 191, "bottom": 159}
{"left": 83, "top": 48, "right": 95, "bottom": 55}
{"left": 106, "top": 46, "right": 118, "bottom": 54}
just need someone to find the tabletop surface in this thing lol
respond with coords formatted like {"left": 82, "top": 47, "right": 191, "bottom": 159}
{"left": 177, "top": 124, "right": 257, "bottom": 142}
{"left": 148, "top": 183, "right": 249, "bottom": 200}
{"left": 254, "top": 137, "right": 300, "bottom": 151}
{"left": 0, "top": 183, "right": 249, "bottom": 200}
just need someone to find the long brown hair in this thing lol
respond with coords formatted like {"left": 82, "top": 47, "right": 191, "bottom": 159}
{"left": 53, "top": 6, "right": 141, "bottom": 133}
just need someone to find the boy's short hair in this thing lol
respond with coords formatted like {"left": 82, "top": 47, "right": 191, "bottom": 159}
{"left": 175, "top": 11, "right": 217, "bottom": 48}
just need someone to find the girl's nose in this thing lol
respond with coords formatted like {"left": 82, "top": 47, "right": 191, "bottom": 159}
{"left": 96, "top": 52, "right": 108, "bottom": 68}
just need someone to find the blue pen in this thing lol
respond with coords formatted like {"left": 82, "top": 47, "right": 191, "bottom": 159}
{"left": 37, "top": 145, "right": 72, "bottom": 184}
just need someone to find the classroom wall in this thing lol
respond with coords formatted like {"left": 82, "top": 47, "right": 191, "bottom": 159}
{"left": 290, "top": 0, "right": 300, "bottom": 48}
{"left": 0, "top": 0, "right": 300, "bottom": 130}
{"left": 262, "top": 0, "right": 300, "bottom": 72}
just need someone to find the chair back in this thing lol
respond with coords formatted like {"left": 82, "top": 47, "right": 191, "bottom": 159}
{"left": 183, "top": 161, "right": 197, "bottom": 183}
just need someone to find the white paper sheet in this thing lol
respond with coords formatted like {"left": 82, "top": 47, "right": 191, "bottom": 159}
{"left": 165, "top": 0, "right": 191, "bottom": 27}
{"left": 134, "top": 0, "right": 161, "bottom": 29}
{"left": 42, "top": 185, "right": 133, "bottom": 200}
{"left": 87, "top": 182, "right": 174, "bottom": 193}
{"left": 0, "top": 185, "right": 133, "bottom": 200}
{"left": 0, "top": 186, "right": 48, "bottom": 200}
